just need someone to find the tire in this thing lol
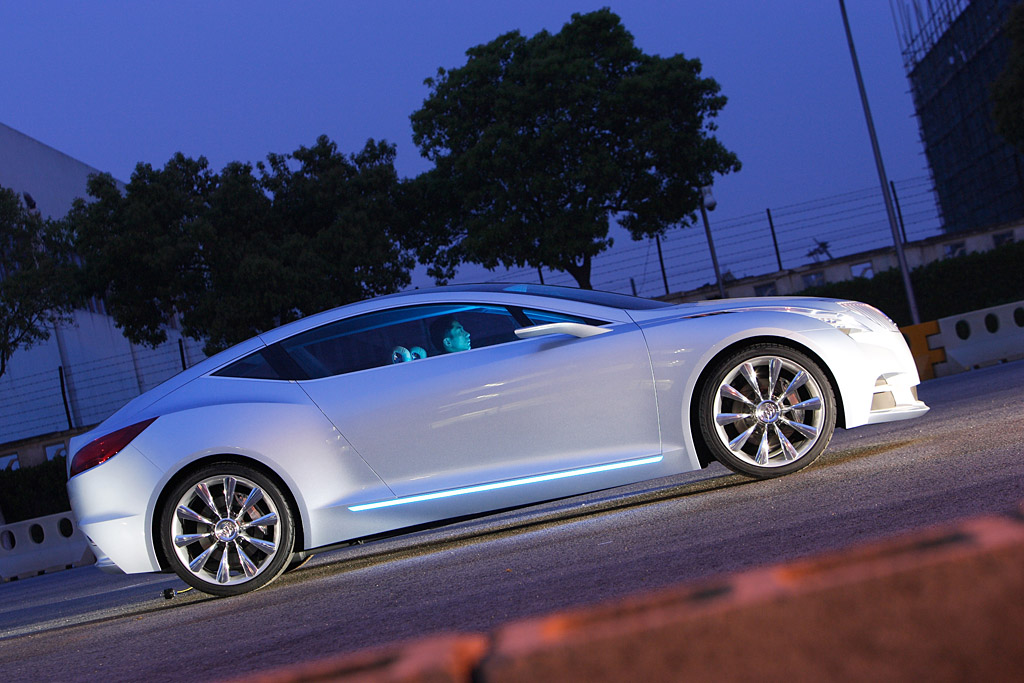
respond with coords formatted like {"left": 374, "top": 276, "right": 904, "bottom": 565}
{"left": 698, "top": 343, "right": 836, "bottom": 478}
{"left": 285, "top": 554, "right": 314, "bottom": 573}
{"left": 159, "top": 462, "right": 295, "bottom": 597}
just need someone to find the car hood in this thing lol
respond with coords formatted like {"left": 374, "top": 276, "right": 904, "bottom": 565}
{"left": 627, "top": 296, "right": 849, "bottom": 322}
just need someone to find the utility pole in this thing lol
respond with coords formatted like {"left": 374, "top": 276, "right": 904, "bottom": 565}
{"left": 839, "top": 0, "right": 921, "bottom": 324}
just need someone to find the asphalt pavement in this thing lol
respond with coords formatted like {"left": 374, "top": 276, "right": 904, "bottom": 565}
{"left": 1, "top": 359, "right": 1022, "bottom": 681}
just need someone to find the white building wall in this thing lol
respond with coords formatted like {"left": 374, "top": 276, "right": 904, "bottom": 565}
{"left": 0, "top": 311, "right": 207, "bottom": 444}
{"left": 1, "top": 122, "right": 207, "bottom": 450}
{"left": 0, "top": 122, "right": 121, "bottom": 219}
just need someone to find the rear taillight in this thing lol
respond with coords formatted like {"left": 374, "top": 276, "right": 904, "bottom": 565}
{"left": 69, "top": 418, "right": 158, "bottom": 478}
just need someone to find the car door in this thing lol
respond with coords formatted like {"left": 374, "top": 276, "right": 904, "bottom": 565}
{"left": 288, "top": 302, "right": 661, "bottom": 500}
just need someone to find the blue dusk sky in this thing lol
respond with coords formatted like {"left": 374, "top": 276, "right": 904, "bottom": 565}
{"left": 1, "top": 2, "right": 938, "bottom": 291}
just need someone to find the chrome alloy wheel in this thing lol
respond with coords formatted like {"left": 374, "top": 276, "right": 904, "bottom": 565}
{"left": 169, "top": 473, "right": 284, "bottom": 589}
{"left": 710, "top": 353, "right": 830, "bottom": 471}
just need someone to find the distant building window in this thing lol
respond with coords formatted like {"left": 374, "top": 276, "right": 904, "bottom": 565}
{"left": 45, "top": 443, "right": 67, "bottom": 461}
{"left": 754, "top": 282, "right": 778, "bottom": 297}
{"left": 802, "top": 272, "right": 825, "bottom": 288}
{"left": 944, "top": 242, "right": 966, "bottom": 258}
{"left": 0, "top": 453, "right": 20, "bottom": 471}
{"left": 86, "top": 297, "right": 107, "bottom": 316}
{"left": 993, "top": 232, "right": 1014, "bottom": 247}
{"left": 850, "top": 261, "right": 874, "bottom": 279}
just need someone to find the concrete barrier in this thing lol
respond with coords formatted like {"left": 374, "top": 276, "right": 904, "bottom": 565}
{"left": 931, "top": 301, "right": 1024, "bottom": 377}
{"left": 0, "top": 511, "right": 95, "bottom": 581}
{"left": 235, "top": 510, "right": 1024, "bottom": 682}
{"left": 900, "top": 320, "right": 946, "bottom": 380}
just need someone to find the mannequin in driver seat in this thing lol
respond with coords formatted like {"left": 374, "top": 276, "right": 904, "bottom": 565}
{"left": 430, "top": 316, "right": 471, "bottom": 354}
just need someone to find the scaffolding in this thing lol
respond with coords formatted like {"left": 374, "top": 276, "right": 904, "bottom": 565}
{"left": 891, "top": 0, "right": 1024, "bottom": 232}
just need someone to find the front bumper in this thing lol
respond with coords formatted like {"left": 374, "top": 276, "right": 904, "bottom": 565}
{"left": 867, "top": 380, "right": 929, "bottom": 423}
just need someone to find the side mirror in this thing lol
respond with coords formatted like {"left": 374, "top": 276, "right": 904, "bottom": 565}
{"left": 514, "top": 322, "right": 611, "bottom": 340}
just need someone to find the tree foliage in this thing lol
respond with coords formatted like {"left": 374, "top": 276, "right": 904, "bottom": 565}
{"left": 69, "top": 137, "right": 412, "bottom": 353}
{"left": 0, "top": 186, "right": 76, "bottom": 379}
{"left": 992, "top": 2, "right": 1024, "bottom": 153}
{"left": 410, "top": 8, "right": 741, "bottom": 288}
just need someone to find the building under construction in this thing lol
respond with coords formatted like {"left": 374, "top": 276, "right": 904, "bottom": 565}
{"left": 893, "top": 0, "right": 1024, "bottom": 232}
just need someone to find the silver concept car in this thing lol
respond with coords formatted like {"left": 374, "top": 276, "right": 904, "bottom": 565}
{"left": 67, "top": 284, "right": 928, "bottom": 595}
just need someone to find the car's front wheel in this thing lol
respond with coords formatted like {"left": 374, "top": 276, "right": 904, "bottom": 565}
{"left": 698, "top": 343, "right": 836, "bottom": 478}
{"left": 159, "top": 463, "right": 295, "bottom": 597}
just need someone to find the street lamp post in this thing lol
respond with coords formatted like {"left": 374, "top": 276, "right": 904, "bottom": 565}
{"left": 699, "top": 185, "right": 727, "bottom": 298}
{"left": 839, "top": 0, "right": 920, "bottom": 324}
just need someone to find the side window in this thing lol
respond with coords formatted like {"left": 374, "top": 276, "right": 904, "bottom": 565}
{"left": 277, "top": 303, "right": 524, "bottom": 379}
{"left": 435, "top": 306, "right": 521, "bottom": 352}
{"left": 520, "top": 308, "right": 606, "bottom": 327}
{"left": 214, "top": 349, "right": 284, "bottom": 380}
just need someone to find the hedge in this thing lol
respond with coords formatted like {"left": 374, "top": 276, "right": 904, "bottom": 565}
{"left": 798, "top": 239, "right": 1024, "bottom": 326}
{"left": 0, "top": 456, "right": 71, "bottom": 524}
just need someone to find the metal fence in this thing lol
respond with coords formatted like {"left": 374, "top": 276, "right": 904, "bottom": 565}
{"left": 476, "top": 176, "right": 942, "bottom": 298}
{"left": 1, "top": 338, "right": 205, "bottom": 447}
{"left": 2, "top": 177, "right": 943, "bottom": 448}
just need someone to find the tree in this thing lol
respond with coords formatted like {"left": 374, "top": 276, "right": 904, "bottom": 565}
{"left": 410, "top": 8, "right": 741, "bottom": 288}
{"left": 992, "top": 2, "right": 1024, "bottom": 153}
{"left": 69, "top": 155, "right": 214, "bottom": 348}
{"left": 258, "top": 137, "right": 414, "bottom": 321}
{"left": 70, "top": 137, "right": 413, "bottom": 354}
{"left": 0, "top": 186, "right": 77, "bottom": 379}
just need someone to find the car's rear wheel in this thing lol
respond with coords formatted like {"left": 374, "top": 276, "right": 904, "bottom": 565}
{"left": 159, "top": 463, "right": 295, "bottom": 597}
{"left": 698, "top": 343, "right": 836, "bottom": 478}
{"left": 285, "top": 554, "right": 314, "bottom": 573}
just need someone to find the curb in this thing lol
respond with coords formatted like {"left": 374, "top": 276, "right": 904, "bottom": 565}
{"left": 237, "top": 510, "right": 1024, "bottom": 681}
{"left": 241, "top": 634, "right": 488, "bottom": 683}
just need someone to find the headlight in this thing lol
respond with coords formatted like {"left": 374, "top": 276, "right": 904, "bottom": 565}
{"left": 838, "top": 301, "right": 899, "bottom": 332}
{"left": 738, "top": 303, "right": 896, "bottom": 334}
{"left": 803, "top": 309, "right": 873, "bottom": 334}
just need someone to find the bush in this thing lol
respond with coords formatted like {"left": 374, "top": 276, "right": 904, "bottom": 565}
{"left": 0, "top": 456, "right": 71, "bottom": 524}
{"left": 799, "top": 239, "right": 1024, "bottom": 326}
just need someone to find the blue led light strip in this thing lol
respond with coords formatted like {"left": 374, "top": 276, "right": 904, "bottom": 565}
{"left": 349, "top": 455, "right": 664, "bottom": 512}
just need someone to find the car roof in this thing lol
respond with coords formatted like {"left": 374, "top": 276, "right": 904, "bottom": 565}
{"left": 255, "top": 283, "right": 668, "bottom": 347}
{"left": 376, "top": 283, "right": 673, "bottom": 310}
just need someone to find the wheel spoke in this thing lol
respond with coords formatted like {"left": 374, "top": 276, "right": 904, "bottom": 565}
{"left": 188, "top": 542, "right": 218, "bottom": 573}
{"left": 740, "top": 362, "right": 763, "bottom": 400}
{"left": 241, "top": 512, "right": 278, "bottom": 530}
{"left": 235, "top": 487, "right": 265, "bottom": 522}
{"left": 784, "top": 370, "right": 808, "bottom": 398}
{"left": 729, "top": 423, "right": 758, "bottom": 452}
{"left": 174, "top": 532, "right": 211, "bottom": 548}
{"left": 236, "top": 542, "right": 258, "bottom": 578}
{"left": 784, "top": 397, "right": 821, "bottom": 413}
{"left": 768, "top": 357, "right": 782, "bottom": 398}
{"left": 775, "top": 426, "right": 800, "bottom": 461}
{"left": 715, "top": 412, "right": 751, "bottom": 426}
{"left": 720, "top": 383, "right": 755, "bottom": 406}
{"left": 177, "top": 504, "right": 214, "bottom": 526}
{"left": 195, "top": 483, "right": 219, "bottom": 517}
{"left": 217, "top": 545, "right": 232, "bottom": 583}
{"left": 223, "top": 476, "right": 237, "bottom": 517}
{"left": 241, "top": 533, "right": 276, "bottom": 555}
{"left": 781, "top": 416, "right": 818, "bottom": 440}
{"left": 755, "top": 429, "right": 771, "bottom": 465}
